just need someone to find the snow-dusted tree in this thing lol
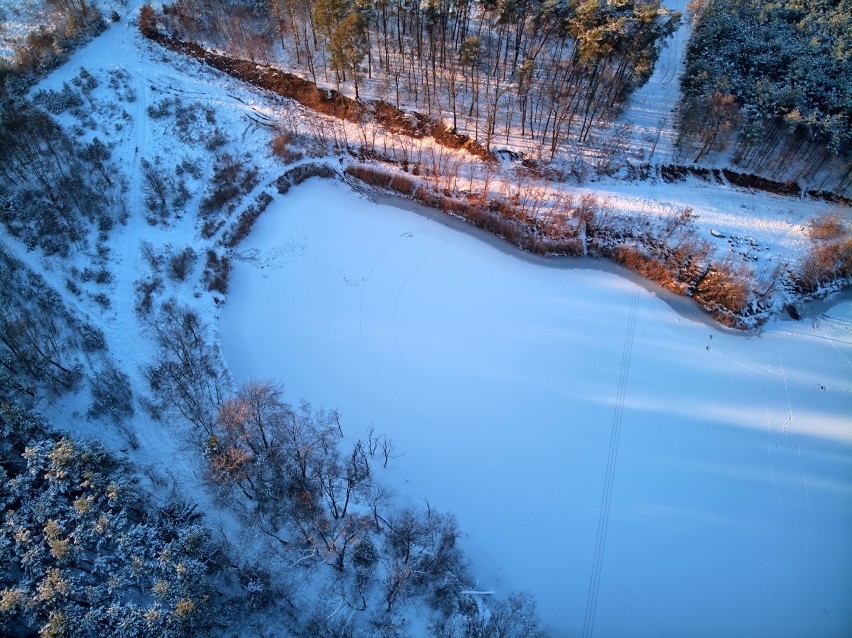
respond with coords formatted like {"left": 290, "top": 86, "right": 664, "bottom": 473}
{"left": 0, "top": 99, "right": 121, "bottom": 256}
{"left": 329, "top": 12, "right": 370, "bottom": 99}
{"left": 0, "top": 243, "right": 85, "bottom": 397}
{"left": 679, "top": 0, "right": 851, "bottom": 184}
{"left": 382, "top": 506, "right": 466, "bottom": 612}
{"left": 88, "top": 359, "right": 134, "bottom": 423}
{"left": 0, "top": 395, "right": 231, "bottom": 638}
{"left": 431, "top": 590, "right": 547, "bottom": 638}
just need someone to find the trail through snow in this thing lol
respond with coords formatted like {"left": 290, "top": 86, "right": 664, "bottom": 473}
{"left": 618, "top": 0, "right": 690, "bottom": 163}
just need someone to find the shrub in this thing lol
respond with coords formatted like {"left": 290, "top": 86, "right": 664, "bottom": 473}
{"left": 139, "top": 3, "right": 158, "bottom": 38}
{"left": 80, "top": 322, "right": 106, "bottom": 352}
{"left": 168, "top": 246, "right": 197, "bottom": 282}
{"left": 199, "top": 154, "right": 258, "bottom": 218}
{"left": 88, "top": 361, "right": 134, "bottom": 422}
{"left": 222, "top": 192, "right": 273, "bottom": 248}
{"left": 614, "top": 245, "right": 682, "bottom": 292}
{"left": 203, "top": 250, "right": 230, "bottom": 294}
{"left": 134, "top": 275, "right": 164, "bottom": 316}
{"left": 271, "top": 131, "right": 303, "bottom": 163}
{"left": 693, "top": 261, "right": 752, "bottom": 318}
{"left": 797, "top": 238, "right": 852, "bottom": 292}
{"left": 808, "top": 211, "right": 848, "bottom": 241}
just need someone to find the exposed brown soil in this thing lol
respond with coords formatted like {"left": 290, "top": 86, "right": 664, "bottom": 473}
{"left": 658, "top": 163, "right": 850, "bottom": 205}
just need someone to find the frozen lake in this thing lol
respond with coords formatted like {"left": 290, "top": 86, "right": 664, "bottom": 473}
{"left": 220, "top": 179, "right": 852, "bottom": 637}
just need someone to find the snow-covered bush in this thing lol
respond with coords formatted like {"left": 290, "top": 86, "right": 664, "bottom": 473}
{"left": 167, "top": 246, "right": 197, "bottom": 282}
{"left": 199, "top": 154, "right": 259, "bottom": 220}
{"left": 796, "top": 236, "right": 852, "bottom": 294}
{"left": 142, "top": 157, "right": 174, "bottom": 224}
{"left": 32, "top": 82, "right": 84, "bottom": 114}
{"left": 80, "top": 323, "right": 107, "bottom": 352}
{"left": 202, "top": 250, "right": 230, "bottom": 294}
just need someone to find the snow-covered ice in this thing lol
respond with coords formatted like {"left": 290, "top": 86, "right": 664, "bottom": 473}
{"left": 220, "top": 178, "right": 852, "bottom": 638}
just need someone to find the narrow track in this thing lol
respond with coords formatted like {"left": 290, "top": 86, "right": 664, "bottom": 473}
{"left": 582, "top": 285, "right": 641, "bottom": 638}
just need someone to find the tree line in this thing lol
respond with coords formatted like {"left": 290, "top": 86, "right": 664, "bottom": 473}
{"left": 678, "top": 0, "right": 852, "bottom": 189}
{"left": 0, "top": 394, "right": 231, "bottom": 638}
{"left": 149, "top": 0, "right": 680, "bottom": 158}
{"left": 0, "top": 90, "right": 124, "bottom": 257}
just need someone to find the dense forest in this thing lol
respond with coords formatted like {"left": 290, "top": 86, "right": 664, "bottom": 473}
{"left": 679, "top": 0, "right": 852, "bottom": 187}
{"left": 0, "top": 394, "right": 232, "bottom": 637}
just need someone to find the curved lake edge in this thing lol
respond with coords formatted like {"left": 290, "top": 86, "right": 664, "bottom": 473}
{"left": 249, "top": 171, "right": 850, "bottom": 334}
{"left": 219, "top": 176, "right": 852, "bottom": 638}
{"left": 332, "top": 178, "right": 849, "bottom": 334}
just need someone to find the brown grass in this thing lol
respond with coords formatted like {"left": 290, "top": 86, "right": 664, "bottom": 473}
{"left": 693, "top": 261, "right": 752, "bottom": 317}
{"left": 271, "top": 132, "right": 304, "bottom": 164}
{"left": 808, "top": 211, "right": 848, "bottom": 241}
{"left": 613, "top": 246, "right": 684, "bottom": 293}
{"left": 797, "top": 238, "right": 852, "bottom": 292}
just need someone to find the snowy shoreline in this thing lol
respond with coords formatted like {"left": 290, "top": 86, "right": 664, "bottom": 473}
{"left": 336, "top": 177, "right": 852, "bottom": 334}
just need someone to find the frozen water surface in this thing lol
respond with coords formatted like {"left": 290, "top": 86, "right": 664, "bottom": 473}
{"left": 220, "top": 179, "right": 852, "bottom": 638}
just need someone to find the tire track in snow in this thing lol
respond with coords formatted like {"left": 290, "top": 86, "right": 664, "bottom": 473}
{"left": 777, "top": 348, "right": 835, "bottom": 629}
{"left": 390, "top": 258, "right": 672, "bottom": 638}
{"left": 582, "top": 285, "right": 641, "bottom": 638}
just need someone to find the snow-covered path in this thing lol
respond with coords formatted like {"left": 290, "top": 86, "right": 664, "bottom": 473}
{"left": 19, "top": 11, "right": 247, "bottom": 528}
{"left": 220, "top": 179, "right": 852, "bottom": 638}
{"left": 618, "top": 0, "right": 691, "bottom": 163}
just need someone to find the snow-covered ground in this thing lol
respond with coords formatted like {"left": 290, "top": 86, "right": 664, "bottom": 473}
{"left": 3, "top": 4, "right": 848, "bottom": 635}
{"left": 220, "top": 178, "right": 852, "bottom": 638}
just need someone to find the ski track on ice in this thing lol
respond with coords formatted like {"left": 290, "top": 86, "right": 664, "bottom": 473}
{"left": 582, "top": 286, "right": 641, "bottom": 638}
{"left": 762, "top": 371, "right": 782, "bottom": 635}
{"left": 358, "top": 232, "right": 411, "bottom": 392}
{"left": 386, "top": 249, "right": 672, "bottom": 637}
{"left": 760, "top": 346, "right": 834, "bottom": 635}
{"left": 707, "top": 337, "right": 852, "bottom": 396}
{"left": 777, "top": 347, "right": 835, "bottom": 628}
{"left": 813, "top": 316, "right": 852, "bottom": 372}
